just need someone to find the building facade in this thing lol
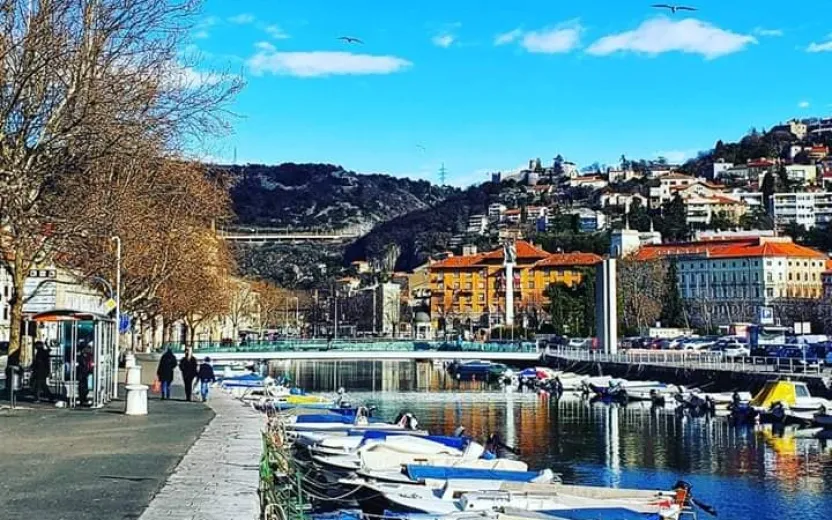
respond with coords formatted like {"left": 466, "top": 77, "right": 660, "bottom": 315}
{"left": 428, "top": 241, "right": 601, "bottom": 333}
{"left": 635, "top": 236, "right": 827, "bottom": 307}
{"left": 770, "top": 191, "right": 832, "bottom": 230}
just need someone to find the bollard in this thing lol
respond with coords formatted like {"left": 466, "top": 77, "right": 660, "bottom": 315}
{"left": 124, "top": 362, "right": 148, "bottom": 415}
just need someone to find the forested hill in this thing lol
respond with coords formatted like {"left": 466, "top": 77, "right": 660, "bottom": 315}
{"left": 344, "top": 183, "right": 498, "bottom": 271}
{"left": 227, "top": 163, "right": 454, "bottom": 231}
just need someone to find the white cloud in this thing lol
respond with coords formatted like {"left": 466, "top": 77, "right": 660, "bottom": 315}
{"left": 265, "top": 24, "right": 290, "bottom": 40}
{"left": 432, "top": 33, "right": 455, "bottom": 48}
{"left": 247, "top": 43, "right": 412, "bottom": 78}
{"left": 165, "top": 65, "right": 223, "bottom": 90}
{"left": 493, "top": 23, "right": 582, "bottom": 54}
{"left": 807, "top": 37, "right": 832, "bottom": 52}
{"left": 754, "top": 27, "right": 783, "bottom": 37}
{"left": 494, "top": 28, "right": 523, "bottom": 46}
{"left": 521, "top": 24, "right": 583, "bottom": 54}
{"left": 799, "top": 100, "right": 811, "bottom": 108}
{"left": 229, "top": 13, "right": 255, "bottom": 25}
{"left": 587, "top": 17, "right": 757, "bottom": 59}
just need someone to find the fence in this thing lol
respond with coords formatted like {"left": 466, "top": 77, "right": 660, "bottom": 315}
{"left": 546, "top": 346, "right": 826, "bottom": 376}
{"left": 163, "top": 339, "right": 539, "bottom": 355}
{"left": 259, "top": 425, "right": 307, "bottom": 520}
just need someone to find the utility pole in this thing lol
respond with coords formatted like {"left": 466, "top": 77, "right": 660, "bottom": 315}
{"left": 332, "top": 286, "right": 338, "bottom": 340}
{"left": 111, "top": 236, "right": 121, "bottom": 398}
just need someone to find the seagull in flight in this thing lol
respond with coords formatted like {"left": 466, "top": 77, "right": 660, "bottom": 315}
{"left": 651, "top": 4, "right": 697, "bottom": 13}
{"left": 338, "top": 36, "right": 364, "bottom": 44}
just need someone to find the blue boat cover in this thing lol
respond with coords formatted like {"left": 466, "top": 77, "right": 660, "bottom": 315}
{"left": 538, "top": 509, "right": 662, "bottom": 520}
{"left": 404, "top": 465, "right": 544, "bottom": 482}
{"left": 357, "top": 431, "right": 468, "bottom": 450}
{"left": 308, "top": 510, "right": 362, "bottom": 520}
{"left": 518, "top": 368, "right": 538, "bottom": 378}
{"left": 295, "top": 414, "right": 353, "bottom": 424}
{"left": 224, "top": 373, "right": 263, "bottom": 381}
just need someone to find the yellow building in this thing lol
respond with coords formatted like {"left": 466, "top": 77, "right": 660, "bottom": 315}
{"left": 429, "top": 241, "right": 601, "bottom": 332}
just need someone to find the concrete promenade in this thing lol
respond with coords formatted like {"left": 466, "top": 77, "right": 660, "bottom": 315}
{"left": 0, "top": 385, "right": 213, "bottom": 520}
{"left": 138, "top": 389, "right": 263, "bottom": 520}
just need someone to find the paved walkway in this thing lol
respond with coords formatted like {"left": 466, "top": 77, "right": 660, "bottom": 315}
{"left": 0, "top": 381, "right": 213, "bottom": 520}
{"left": 138, "top": 389, "right": 264, "bottom": 520}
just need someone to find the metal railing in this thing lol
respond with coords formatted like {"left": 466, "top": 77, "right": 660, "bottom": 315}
{"left": 162, "top": 339, "right": 539, "bottom": 355}
{"left": 546, "top": 346, "right": 826, "bottom": 376}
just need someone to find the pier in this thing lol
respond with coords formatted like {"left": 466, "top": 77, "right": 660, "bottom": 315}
{"left": 545, "top": 347, "right": 832, "bottom": 397}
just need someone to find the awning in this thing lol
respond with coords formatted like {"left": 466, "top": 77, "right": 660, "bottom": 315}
{"left": 30, "top": 309, "right": 113, "bottom": 323}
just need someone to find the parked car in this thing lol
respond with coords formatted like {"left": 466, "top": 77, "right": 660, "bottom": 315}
{"left": 0, "top": 341, "right": 8, "bottom": 375}
{"left": 775, "top": 346, "right": 822, "bottom": 373}
{"left": 567, "top": 337, "right": 593, "bottom": 349}
{"left": 711, "top": 338, "right": 750, "bottom": 359}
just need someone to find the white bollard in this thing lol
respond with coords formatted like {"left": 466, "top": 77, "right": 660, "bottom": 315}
{"left": 126, "top": 365, "right": 142, "bottom": 386}
{"left": 125, "top": 352, "right": 137, "bottom": 369}
{"left": 125, "top": 384, "right": 149, "bottom": 415}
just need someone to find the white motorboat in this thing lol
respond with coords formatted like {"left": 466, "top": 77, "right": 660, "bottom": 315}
{"left": 313, "top": 440, "right": 487, "bottom": 472}
{"left": 352, "top": 480, "right": 683, "bottom": 519}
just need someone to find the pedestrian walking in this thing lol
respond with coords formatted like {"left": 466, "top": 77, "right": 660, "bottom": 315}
{"left": 197, "top": 357, "right": 216, "bottom": 402}
{"left": 178, "top": 348, "right": 198, "bottom": 402}
{"left": 156, "top": 348, "right": 177, "bottom": 400}
{"left": 77, "top": 345, "right": 94, "bottom": 406}
{"left": 32, "top": 341, "right": 54, "bottom": 402}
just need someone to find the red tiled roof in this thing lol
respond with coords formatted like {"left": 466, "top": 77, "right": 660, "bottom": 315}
{"left": 481, "top": 240, "right": 550, "bottom": 261}
{"left": 430, "top": 254, "right": 484, "bottom": 269}
{"left": 504, "top": 209, "right": 521, "bottom": 216}
{"left": 635, "top": 238, "right": 825, "bottom": 261}
{"left": 535, "top": 252, "right": 603, "bottom": 268}
{"left": 709, "top": 241, "right": 826, "bottom": 259}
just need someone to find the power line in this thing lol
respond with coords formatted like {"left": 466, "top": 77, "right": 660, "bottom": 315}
{"left": 438, "top": 163, "right": 447, "bottom": 185}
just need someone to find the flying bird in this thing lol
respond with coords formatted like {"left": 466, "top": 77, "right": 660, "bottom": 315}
{"left": 651, "top": 4, "right": 697, "bottom": 13}
{"left": 338, "top": 36, "right": 364, "bottom": 44}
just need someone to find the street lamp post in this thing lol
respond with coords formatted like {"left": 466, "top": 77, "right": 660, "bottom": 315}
{"left": 111, "top": 236, "right": 121, "bottom": 398}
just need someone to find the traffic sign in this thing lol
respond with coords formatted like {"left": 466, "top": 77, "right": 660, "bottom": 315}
{"left": 119, "top": 314, "right": 131, "bottom": 334}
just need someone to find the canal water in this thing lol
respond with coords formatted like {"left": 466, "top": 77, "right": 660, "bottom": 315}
{"left": 273, "top": 360, "right": 832, "bottom": 519}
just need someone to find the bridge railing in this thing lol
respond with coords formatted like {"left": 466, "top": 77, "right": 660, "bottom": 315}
{"left": 546, "top": 346, "right": 825, "bottom": 376}
{"left": 161, "top": 339, "right": 539, "bottom": 355}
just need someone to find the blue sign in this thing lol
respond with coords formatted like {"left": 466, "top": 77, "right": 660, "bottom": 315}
{"left": 119, "top": 314, "right": 131, "bottom": 334}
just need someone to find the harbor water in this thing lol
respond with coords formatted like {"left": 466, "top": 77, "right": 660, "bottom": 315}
{"left": 272, "top": 360, "right": 832, "bottom": 520}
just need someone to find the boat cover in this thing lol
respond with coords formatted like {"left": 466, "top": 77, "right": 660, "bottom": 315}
{"left": 295, "top": 414, "right": 354, "bottom": 424}
{"left": 360, "top": 431, "right": 468, "bottom": 450}
{"left": 308, "top": 510, "right": 362, "bottom": 520}
{"left": 405, "top": 465, "right": 544, "bottom": 482}
{"left": 751, "top": 381, "right": 798, "bottom": 408}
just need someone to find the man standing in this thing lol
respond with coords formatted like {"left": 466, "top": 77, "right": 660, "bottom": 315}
{"left": 178, "top": 348, "right": 198, "bottom": 402}
{"left": 156, "top": 348, "right": 177, "bottom": 400}
{"left": 197, "top": 357, "right": 215, "bottom": 402}
{"left": 32, "top": 342, "right": 53, "bottom": 402}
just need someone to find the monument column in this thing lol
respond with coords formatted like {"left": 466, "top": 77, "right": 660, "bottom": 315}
{"left": 503, "top": 240, "right": 517, "bottom": 327}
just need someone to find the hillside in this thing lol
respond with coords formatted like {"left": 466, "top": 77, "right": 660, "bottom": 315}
{"left": 227, "top": 163, "right": 454, "bottom": 231}
{"left": 345, "top": 183, "right": 499, "bottom": 271}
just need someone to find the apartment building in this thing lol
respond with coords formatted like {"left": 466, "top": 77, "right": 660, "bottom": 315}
{"left": 770, "top": 191, "right": 832, "bottom": 229}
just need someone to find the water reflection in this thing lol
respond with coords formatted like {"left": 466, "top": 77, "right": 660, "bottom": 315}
{"left": 356, "top": 391, "right": 832, "bottom": 520}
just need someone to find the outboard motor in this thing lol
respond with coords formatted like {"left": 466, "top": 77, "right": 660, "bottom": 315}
{"left": 673, "top": 480, "right": 717, "bottom": 517}
{"left": 650, "top": 389, "right": 666, "bottom": 408}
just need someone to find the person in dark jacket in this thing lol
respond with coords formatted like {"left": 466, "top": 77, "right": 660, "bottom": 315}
{"left": 197, "top": 357, "right": 216, "bottom": 402}
{"left": 178, "top": 348, "right": 198, "bottom": 401}
{"left": 156, "top": 348, "right": 177, "bottom": 400}
{"left": 32, "top": 341, "right": 53, "bottom": 402}
{"left": 77, "top": 345, "right": 94, "bottom": 406}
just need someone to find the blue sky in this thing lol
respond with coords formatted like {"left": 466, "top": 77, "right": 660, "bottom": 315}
{"left": 190, "top": 0, "right": 832, "bottom": 186}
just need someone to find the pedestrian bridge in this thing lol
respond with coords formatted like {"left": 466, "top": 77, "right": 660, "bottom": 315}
{"left": 163, "top": 340, "right": 542, "bottom": 362}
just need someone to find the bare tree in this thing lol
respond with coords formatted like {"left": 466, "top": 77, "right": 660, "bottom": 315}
{"left": 0, "top": 0, "right": 240, "bottom": 358}
{"left": 618, "top": 259, "right": 666, "bottom": 334}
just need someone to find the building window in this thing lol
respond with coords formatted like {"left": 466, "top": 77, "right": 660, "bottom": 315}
{"left": 2, "top": 306, "right": 7, "bottom": 321}
{"left": 789, "top": 273, "right": 793, "bottom": 281}
{"left": 767, "top": 272, "right": 773, "bottom": 282}
{"left": 766, "top": 288, "right": 774, "bottom": 298}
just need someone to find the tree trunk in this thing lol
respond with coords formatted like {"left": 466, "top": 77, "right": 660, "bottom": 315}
{"left": 8, "top": 253, "right": 27, "bottom": 362}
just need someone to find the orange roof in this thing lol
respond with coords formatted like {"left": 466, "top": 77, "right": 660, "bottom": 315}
{"left": 504, "top": 209, "right": 521, "bottom": 216}
{"left": 635, "top": 238, "right": 826, "bottom": 261}
{"left": 430, "top": 254, "right": 484, "bottom": 269}
{"left": 535, "top": 252, "right": 603, "bottom": 268}
{"left": 481, "top": 240, "right": 550, "bottom": 261}
{"left": 709, "top": 241, "right": 826, "bottom": 259}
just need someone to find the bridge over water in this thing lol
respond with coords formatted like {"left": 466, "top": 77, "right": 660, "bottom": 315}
{"left": 162, "top": 339, "right": 541, "bottom": 362}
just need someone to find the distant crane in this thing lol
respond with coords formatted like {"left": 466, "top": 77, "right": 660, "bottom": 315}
{"left": 338, "top": 36, "right": 364, "bottom": 44}
{"left": 651, "top": 4, "right": 697, "bottom": 13}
